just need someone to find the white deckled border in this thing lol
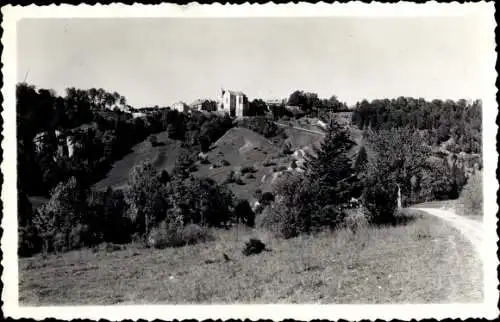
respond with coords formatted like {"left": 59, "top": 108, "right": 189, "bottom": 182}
{"left": 1, "top": 2, "right": 498, "bottom": 321}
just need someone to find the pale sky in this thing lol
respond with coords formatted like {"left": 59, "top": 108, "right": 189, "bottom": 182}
{"left": 17, "top": 17, "right": 488, "bottom": 107}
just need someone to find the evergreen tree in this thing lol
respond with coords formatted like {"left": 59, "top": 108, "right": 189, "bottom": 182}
{"left": 305, "top": 119, "right": 356, "bottom": 205}
{"left": 354, "top": 145, "right": 368, "bottom": 171}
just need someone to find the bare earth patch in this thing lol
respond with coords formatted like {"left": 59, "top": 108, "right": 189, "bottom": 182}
{"left": 19, "top": 214, "right": 482, "bottom": 305}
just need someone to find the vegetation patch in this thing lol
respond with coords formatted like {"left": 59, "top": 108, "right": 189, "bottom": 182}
{"left": 19, "top": 214, "right": 482, "bottom": 305}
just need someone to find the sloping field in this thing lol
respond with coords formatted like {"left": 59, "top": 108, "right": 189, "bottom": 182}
{"left": 195, "top": 127, "right": 282, "bottom": 200}
{"left": 93, "top": 131, "right": 182, "bottom": 191}
{"left": 19, "top": 213, "right": 482, "bottom": 304}
{"left": 210, "top": 127, "right": 277, "bottom": 166}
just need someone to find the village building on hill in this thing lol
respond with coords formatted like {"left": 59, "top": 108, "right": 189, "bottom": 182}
{"left": 189, "top": 99, "right": 206, "bottom": 111}
{"left": 171, "top": 101, "right": 189, "bottom": 113}
{"left": 217, "top": 88, "right": 249, "bottom": 118}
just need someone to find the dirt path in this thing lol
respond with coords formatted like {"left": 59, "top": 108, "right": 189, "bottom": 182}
{"left": 275, "top": 122, "right": 326, "bottom": 136}
{"left": 410, "top": 207, "right": 483, "bottom": 258}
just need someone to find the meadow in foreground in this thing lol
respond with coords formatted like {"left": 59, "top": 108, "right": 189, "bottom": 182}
{"left": 19, "top": 212, "right": 482, "bottom": 305}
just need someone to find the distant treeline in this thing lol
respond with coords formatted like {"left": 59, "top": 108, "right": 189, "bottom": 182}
{"left": 351, "top": 97, "right": 482, "bottom": 154}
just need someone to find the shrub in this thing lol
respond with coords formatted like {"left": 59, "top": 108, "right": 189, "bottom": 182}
{"left": 233, "top": 199, "right": 256, "bottom": 227}
{"left": 343, "top": 206, "right": 369, "bottom": 231}
{"left": 149, "top": 135, "right": 158, "bottom": 147}
{"left": 225, "top": 169, "right": 244, "bottom": 185}
{"left": 147, "top": 221, "right": 212, "bottom": 249}
{"left": 69, "top": 223, "right": 100, "bottom": 250}
{"left": 18, "top": 223, "right": 43, "bottom": 257}
{"left": 258, "top": 202, "right": 303, "bottom": 239}
{"left": 281, "top": 142, "right": 293, "bottom": 155}
{"left": 158, "top": 170, "right": 171, "bottom": 184}
{"left": 362, "top": 182, "right": 398, "bottom": 225}
{"left": 52, "top": 231, "right": 68, "bottom": 253}
{"left": 213, "top": 159, "right": 230, "bottom": 168}
{"left": 260, "top": 192, "right": 275, "bottom": 205}
{"left": 225, "top": 170, "right": 236, "bottom": 183}
{"left": 460, "top": 171, "right": 483, "bottom": 216}
{"left": 242, "top": 238, "right": 266, "bottom": 256}
{"left": 173, "top": 148, "right": 197, "bottom": 179}
{"left": 147, "top": 219, "right": 184, "bottom": 249}
{"left": 263, "top": 160, "right": 277, "bottom": 167}
{"left": 181, "top": 224, "right": 212, "bottom": 245}
{"left": 241, "top": 165, "right": 257, "bottom": 174}
{"left": 245, "top": 173, "right": 256, "bottom": 179}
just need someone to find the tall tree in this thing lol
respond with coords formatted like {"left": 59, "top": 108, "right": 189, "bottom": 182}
{"left": 305, "top": 119, "right": 356, "bottom": 205}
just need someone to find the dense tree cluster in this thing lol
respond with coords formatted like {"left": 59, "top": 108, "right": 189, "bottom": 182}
{"left": 361, "top": 128, "right": 469, "bottom": 207}
{"left": 246, "top": 99, "right": 269, "bottom": 116}
{"left": 17, "top": 83, "right": 235, "bottom": 197}
{"left": 260, "top": 120, "right": 357, "bottom": 238}
{"left": 19, "top": 160, "right": 253, "bottom": 256}
{"left": 17, "top": 84, "right": 240, "bottom": 254}
{"left": 237, "top": 116, "right": 283, "bottom": 138}
{"left": 351, "top": 97, "right": 482, "bottom": 153}
{"left": 287, "top": 91, "right": 349, "bottom": 115}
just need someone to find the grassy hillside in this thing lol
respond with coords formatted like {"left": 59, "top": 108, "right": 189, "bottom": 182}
{"left": 92, "top": 115, "right": 362, "bottom": 202}
{"left": 19, "top": 212, "right": 482, "bottom": 304}
{"left": 194, "top": 127, "right": 283, "bottom": 200}
{"left": 93, "top": 131, "right": 182, "bottom": 190}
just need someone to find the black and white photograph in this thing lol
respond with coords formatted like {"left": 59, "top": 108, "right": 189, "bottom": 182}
{"left": 1, "top": 2, "right": 498, "bottom": 321}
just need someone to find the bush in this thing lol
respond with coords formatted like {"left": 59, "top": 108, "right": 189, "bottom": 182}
{"left": 18, "top": 223, "right": 43, "bottom": 257}
{"left": 181, "top": 224, "right": 212, "bottom": 245}
{"left": 225, "top": 170, "right": 244, "bottom": 185}
{"left": 242, "top": 238, "right": 266, "bottom": 256}
{"left": 158, "top": 170, "right": 170, "bottom": 184}
{"left": 263, "top": 160, "right": 277, "bottom": 167}
{"left": 281, "top": 142, "right": 293, "bottom": 155}
{"left": 147, "top": 219, "right": 184, "bottom": 249}
{"left": 257, "top": 202, "right": 303, "bottom": 239}
{"left": 460, "top": 171, "right": 483, "bottom": 216}
{"left": 233, "top": 199, "right": 256, "bottom": 227}
{"left": 362, "top": 182, "right": 398, "bottom": 224}
{"left": 147, "top": 221, "right": 212, "bottom": 249}
{"left": 149, "top": 135, "right": 158, "bottom": 147}
{"left": 69, "top": 223, "right": 100, "bottom": 250}
{"left": 213, "top": 159, "right": 230, "bottom": 168}
{"left": 260, "top": 192, "right": 275, "bottom": 205}
{"left": 241, "top": 165, "right": 257, "bottom": 174}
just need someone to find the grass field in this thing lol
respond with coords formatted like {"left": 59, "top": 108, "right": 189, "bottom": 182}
{"left": 19, "top": 211, "right": 482, "bottom": 305}
{"left": 93, "top": 131, "right": 182, "bottom": 190}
